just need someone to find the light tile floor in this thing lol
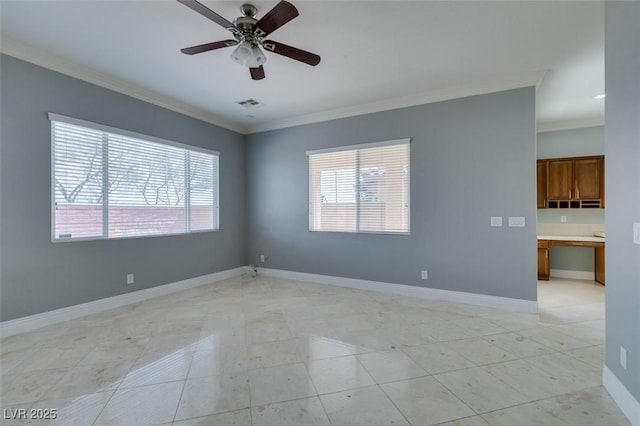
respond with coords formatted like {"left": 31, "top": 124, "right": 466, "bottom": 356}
{"left": 0, "top": 275, "right": 630, "bottom": 425}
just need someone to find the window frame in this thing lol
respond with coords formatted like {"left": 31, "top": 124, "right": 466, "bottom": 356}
{"left": 49, "top": 113, "right": 220, "bottom": 243}
{"left": 307, "top": 138, "right": 411, "bottom": 235}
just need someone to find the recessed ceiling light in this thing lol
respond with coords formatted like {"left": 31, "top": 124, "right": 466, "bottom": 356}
{"left": 594, "top": 94, "right": 606, "bottom": 100}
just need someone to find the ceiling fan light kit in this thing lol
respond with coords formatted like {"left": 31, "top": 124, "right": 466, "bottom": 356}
{"left": 230, "top": 41, "right": 266, "bottom": 68}
{"left": 177, "top": 0, "right": 320, "bottom": 80}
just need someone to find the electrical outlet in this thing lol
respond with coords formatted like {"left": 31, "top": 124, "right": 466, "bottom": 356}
{"left": 560, "top": 215, "right": 567, "bottom": 223}
{"left": 127, "top": 273, "right": 134, "bottom": 285}
{"left": 490, "top": 216, "right": 502, "bottom": 227}
{"left": 633, "top": 223, "right": 640, "bottom": 245}
{"left": 260, "top": 254, "right": 265, "bottom": 263}
{"left": 421, "top": 270, "right": 428, "bottom": 280}
{"left": 620, "top": 346, "right": 627, "bottom": 369}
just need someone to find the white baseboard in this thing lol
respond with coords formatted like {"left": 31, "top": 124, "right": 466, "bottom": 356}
{"left": 603, "top": 365, "right": 640, "bottom": 426}
{"left": 550, "top": 269, "right": 595, "bottom": 281}
{"left": 0, "top": 266, "right": 246, "bottom": 338}
{"left": 259, "top": 268, "right": 538, "bottom": 314}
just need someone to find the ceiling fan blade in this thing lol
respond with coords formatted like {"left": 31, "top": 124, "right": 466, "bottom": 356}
{"left": 254, "top": 1, "right": 299, "bottom": 37}
{"left": 181, "top": 40, "right": 238, "bottom": 55}
{"left": 262, "top": 40, "right": 320, "bottom": 66}
{"left": 177, "top": 0, "right": 234, "bottom": 30}
{"left": 250, "top": 66, "right": 266, "bottom": 80}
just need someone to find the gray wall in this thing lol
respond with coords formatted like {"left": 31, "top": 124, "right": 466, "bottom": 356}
{"left": 0, "top": 55, "right": 246, "bottom": 321}
{"left": 537, "top": 209, "right": 604, "bottom": 225}
{"left": 604, "top": 1, "right": 640, "bottom": 405}
{"left": 548, "top": 246, "right": 594, "bottom": 273}
{"left": 246, "top": 87, "right": 538, "bottom": 301}
{"left": 537, "top": 126, "right": 605, "bottom": 273}
{"left": 537, "top": 126, "right": 604, "bottom": 159}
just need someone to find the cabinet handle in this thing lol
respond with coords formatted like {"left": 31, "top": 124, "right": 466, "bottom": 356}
{"left": 576, "top": 187, "right": 580, "bottom": 199}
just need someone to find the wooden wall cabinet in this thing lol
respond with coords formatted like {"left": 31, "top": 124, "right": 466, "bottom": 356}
{"left": 537, "top": 155, "right": 604, "bottom": 209}
{"left": 536, "top": 160, "right": 547, "bottom": 208}
{"left": 547, "top": 159, "right": 573, "bottom": 200}
{"left": 574, "top": 157, "right": 603, "bottom": 201}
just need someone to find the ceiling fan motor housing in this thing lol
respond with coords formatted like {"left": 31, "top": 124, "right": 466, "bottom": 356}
{"left": 240, "top": 3, "right": 258, "bottom": 18}
{"left": 233, "top": 15, "right": 259, "bottom": 45}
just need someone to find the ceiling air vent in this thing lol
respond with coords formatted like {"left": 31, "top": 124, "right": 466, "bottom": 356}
{"left": 237, "top": 99, "right": 265, "bottom": 109}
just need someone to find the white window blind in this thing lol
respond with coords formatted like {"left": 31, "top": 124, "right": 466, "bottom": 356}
{"left": 308, "top": 139, "right": 410, "bottom": 234}
{"left": 50, "top": 114, "right": 219, "bottom": 241}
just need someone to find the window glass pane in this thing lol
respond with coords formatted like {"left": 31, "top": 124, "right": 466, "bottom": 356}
{"left": 53, "top": 122, "right": 104, "bottom": 239}
{"left": 310, "top": 150, "right": 357, "bottom": 232}
{"left": 108, "top": 135, "right": 186, "bottom": 238}
{"left": 320, "top": 169, "right": 356, "bottom": 203}
{"left": 189, "top": 151, "right": 218, "bottom": 231}
{"left": 359, "top": 144, "right": 409, "bottom": 233}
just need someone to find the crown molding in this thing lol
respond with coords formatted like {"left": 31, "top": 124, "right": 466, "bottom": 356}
{"left": 3, "top": 39, "right": 567, "bottom": 136}
{"left": 0, "top": 38, "right": 248, "bottom": 134}
{"left": 246, "top": 70, "right": 547, "bottom": 134}
{"left": 536, "top": 117, "right": 605, "bottom": 133}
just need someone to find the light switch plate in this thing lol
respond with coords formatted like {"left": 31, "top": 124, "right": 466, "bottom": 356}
{"left": 490, "top": 216, "right": 503, "bottom": 227}
{"left": 634, "top": 223, "right": 640, "bottom": 245}
{"left": 508, "top": 217, "right": 526, "bottom": 227}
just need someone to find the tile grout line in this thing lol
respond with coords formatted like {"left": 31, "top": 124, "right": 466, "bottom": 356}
{"left": 87, "top": 326, "right": 180, "bottom": 425}
{"left": 376, "top": 382, "right": 414, "bottom": 425}
{"left": 170, "top": 349, "right": 196, "bottom": 424}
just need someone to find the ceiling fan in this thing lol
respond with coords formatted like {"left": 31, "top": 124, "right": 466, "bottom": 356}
{"left": 177, "top": 0, "right": 321, "bottom": 80}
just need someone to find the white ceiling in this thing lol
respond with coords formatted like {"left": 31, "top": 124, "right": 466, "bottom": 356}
{"left": 0, "top": 1, "right": 604, "bottom": 134}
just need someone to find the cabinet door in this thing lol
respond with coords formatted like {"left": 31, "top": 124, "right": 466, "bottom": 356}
{"left": 595, "top": 246, "right": 605, "bottom": 285}
{"left": 537, "top": 160, "right": 547, "bottom": 208}
{"left": 575, "top": 157, "right": 603, "bottom": 200}
{"left": 537, "top": 247, "right": 550, "bottom": 280}
{"left": 547, "top": 160, "right": 573, "bottom": 200}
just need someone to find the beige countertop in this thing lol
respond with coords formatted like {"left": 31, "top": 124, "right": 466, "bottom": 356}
{"left": 537, "top": 235, "right": 605, "bottom": 243}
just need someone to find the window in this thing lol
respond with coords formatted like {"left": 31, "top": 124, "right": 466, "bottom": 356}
{"left": 50, "top": 113, "right": 219, "bottom": 241}
{"left": 308, "top": 139, "right": 410, "bottom": 234}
